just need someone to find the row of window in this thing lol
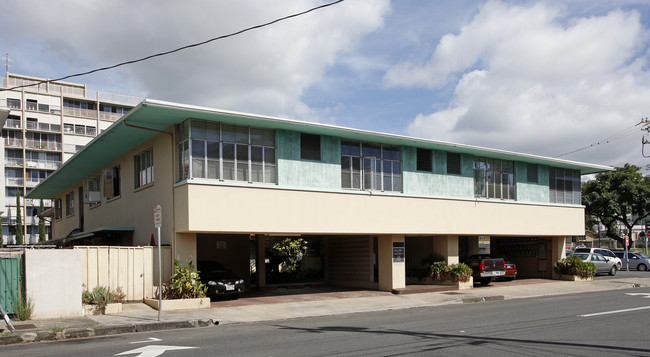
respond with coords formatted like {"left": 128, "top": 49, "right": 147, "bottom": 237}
{"left": 63, "top": 123, "right": 97, "bottom": 136}
{"left": 54, "top": 149, "right": 154, "bottom": 219}
{"left": 175, "top": 119, "right": 581, "bottom": 203}
{"left": 6, "top": 98, "right": 129, "bottom": 115}
{"left": 6, "top": 98, "right": 55, "bottom": 113}
{"left": 177, "top": 121, "right": 276, "bottom": 183}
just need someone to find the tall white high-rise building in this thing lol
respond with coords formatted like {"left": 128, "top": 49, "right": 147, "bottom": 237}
{"left": 0, "top": 73, "right": 141, "bottom": 244}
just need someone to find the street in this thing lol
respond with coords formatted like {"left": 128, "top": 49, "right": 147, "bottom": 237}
{"left": 2, "top": 285, "right": 649, "bottom": 357}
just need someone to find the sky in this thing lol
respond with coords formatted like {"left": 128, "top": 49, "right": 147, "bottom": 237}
{"left": 2, "top": 0, "right": 650, "bottom": 171}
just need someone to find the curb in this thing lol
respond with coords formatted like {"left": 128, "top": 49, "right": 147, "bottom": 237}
{"left": 462, "top": 295, "right": 505, "bottom": 303}
{"left": 0, "top": 319, "right": 217, "bottom": 346}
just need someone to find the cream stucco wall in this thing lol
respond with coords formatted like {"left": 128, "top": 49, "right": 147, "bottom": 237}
{"left": 175, "top": 184, "right": 585, "bottom": 236}
{"left": 53, "top": 132, "right": 175, "bottom": 246}
{"left": 25, "top": 249, "right": 82, "bottom": 318}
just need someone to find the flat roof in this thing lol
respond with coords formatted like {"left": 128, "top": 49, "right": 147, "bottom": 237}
{"left": 27, "top": 99, "right": 612, "bottom": 198}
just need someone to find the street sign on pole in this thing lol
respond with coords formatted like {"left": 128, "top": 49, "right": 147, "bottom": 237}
{"left": 154, "top": 205, "right": 162, "bottom": 228}
{"left": 153, "top": 205, "right": 162, "bottom": 321}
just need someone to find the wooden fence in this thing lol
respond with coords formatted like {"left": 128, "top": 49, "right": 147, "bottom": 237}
{"left": 75, "top": 246, "right": 171, "bottom": 301}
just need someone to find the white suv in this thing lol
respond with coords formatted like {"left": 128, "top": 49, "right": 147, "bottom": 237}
{"left": 573, "top": 247, "right": 622, "bottom": 269}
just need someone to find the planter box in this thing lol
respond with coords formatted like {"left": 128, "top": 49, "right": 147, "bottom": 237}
{"left": 557, "top": 275, "right": 594, "bottom": 281}
{"left": 82, "top": 302, "right": 122, "bottom": 316}
{"left": 406, "top": 276, "right": 473, "bottom": 290}
{"left": 144, "top": 297, "right": 211, "bottom": 311}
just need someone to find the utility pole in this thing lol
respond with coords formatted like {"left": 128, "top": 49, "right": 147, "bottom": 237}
{"left": 642, "top": 117, "right": 650, "bottom": 157}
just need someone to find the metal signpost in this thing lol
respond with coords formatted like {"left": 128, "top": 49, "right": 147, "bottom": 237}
{"left": 646, "top": 221, "right": 650, "bottom": 255}
{"left": 625, "top": 236, "right": 630, "bottom": 271}
{"left": 154, "top": 205, "right": 162, "bottom": 321}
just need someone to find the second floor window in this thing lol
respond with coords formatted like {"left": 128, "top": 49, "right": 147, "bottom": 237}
{"left": 300, "top": 133, "right": 321, "bottom": 161}
{"left": 549, "top": 167, "right": 580, "bottom": 204}
{"left": 341, "top": 141, "right": 401, "bottom": 192}
{"left": 177, "top": 120, "right": 276, "bottom": 184}
{"left": 416, "top": 148, "right": 433, "bottom": 172}
{"left": 65, "top": 191, "right": 74, "bottom": 216}
{"left": 104, "top": 166, "right": 121, "bottom": 199}
{"left": 54, "top": 199, "right": 62, "bottom": 220}
{"left": 135, "top": 149, "right": 154, "bottom": 188}
{"left": 474, "top": 157, "right": 515, "bottom": 200}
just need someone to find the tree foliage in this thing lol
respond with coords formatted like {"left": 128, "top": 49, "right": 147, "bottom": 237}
{"left": 272, "top": 237, "right": 308, "bottom": 273}
{"left": 582, "top": 164, "right": 650, "bottom": 246}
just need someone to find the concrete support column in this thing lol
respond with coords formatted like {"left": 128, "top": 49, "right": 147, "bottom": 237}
{"left": 467, "top": 236, "right": 480, "bottom": 256}
{"left": 256, "top": 234, "right": 266, "bottom": 287}
{"left": 434, "top": 235, "right": 460, "bottom": 264}
{"left": 551, "top": 236, "right": 566, "bottom": 279}
{"left": 378, "top": 235, "right": 405, "bottom": 291}
{"left": 174, "top": 232, "right": 197, "bottom": 267}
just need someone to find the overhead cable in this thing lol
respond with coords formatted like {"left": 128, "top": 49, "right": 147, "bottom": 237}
{"left": 1, "top": 0, "right": 345, "bottom": 92}
{"left": 554, "top": 120, "right": 644, "bottom": 158}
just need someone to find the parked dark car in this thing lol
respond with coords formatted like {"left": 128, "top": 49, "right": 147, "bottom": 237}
{"left": 198, "top": 261, "right": 246, "bottom": 299}
{"left": 463, "top": 254, "right": 506, "bottom": 286}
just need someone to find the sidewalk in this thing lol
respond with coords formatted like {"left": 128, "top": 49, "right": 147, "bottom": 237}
{"left": 2, "top": 276, "right": 649, "bottom": 345}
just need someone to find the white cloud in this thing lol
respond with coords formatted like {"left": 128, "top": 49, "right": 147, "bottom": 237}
{"left": 385, "top": 0, "right": 650, "bottom": 167}
{"left": 1, "top": 0, "right": 390, "bottom": 120}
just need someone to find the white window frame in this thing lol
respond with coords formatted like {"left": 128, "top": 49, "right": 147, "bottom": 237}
{"left": 135, "top": 148, "right": 154, "bottom": 188}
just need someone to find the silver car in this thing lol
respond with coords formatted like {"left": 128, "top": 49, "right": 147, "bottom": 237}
{"left": 571, "top": 252, "right": 618, "bottom": 276}
{"left": 573, "top": 247, "right": 622, "bottom": 269}
{"left": 613, "top": 251, "right": 650, "bottom": 271}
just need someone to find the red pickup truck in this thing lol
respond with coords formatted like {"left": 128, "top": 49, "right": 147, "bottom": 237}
{"left": 463, "top": 254, "right": 506, "bottom": 286}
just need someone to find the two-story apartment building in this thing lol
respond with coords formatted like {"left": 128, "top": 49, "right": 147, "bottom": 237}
{"left": 27, "top": 99, "right": 610, "bottom": 291}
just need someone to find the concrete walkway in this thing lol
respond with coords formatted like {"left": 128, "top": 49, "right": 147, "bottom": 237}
{"left": 2, "top": 276, "right": 649, "bottom": 345}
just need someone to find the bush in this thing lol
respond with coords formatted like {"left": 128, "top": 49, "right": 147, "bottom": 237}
{"left": 448, "top": 263, "right": 473, "bottom": 283}
{"left": 13, "top": 296, "right": 34, "bottom": 321}
{"left": 82, "top": 286, "right": 125, "bottom": 315}
{"left": 409, "top": 254, "right": 472, "bottom": 283}
{"left": 553, "top": 255, "right": 596, "bottom": 279}
{"left": 163, "top": 260, "right": 206, "bottom": 299}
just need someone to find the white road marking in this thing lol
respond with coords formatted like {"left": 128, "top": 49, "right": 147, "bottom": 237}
{"left": 115, "top": 345, "right": 197, "bottom": 357}
{"left": 580, "top": 306, "right": 650, "bottom": 317}
{"left": 625, "top": 292, "right": 650, "bottom": 298}
{"left": 131, "top": 337, "right": 162, "bottom": 344}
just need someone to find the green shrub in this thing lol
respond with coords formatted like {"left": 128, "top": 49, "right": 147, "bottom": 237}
{"left": 409, "top": 254, "right": 472, "bottom": 283}
{"left": 553, "top": 255, "right": 596, "bottom": 279}
{"left": 13, "top": 296, "right": 34, "bottom": 321}
{"left": 163, "top": 260, "right": 207, "bottom": 299}
{"left": 408, "top": 254, "right": 446, "bottom": 280}
{"left": 448, "top": 263, "right": 473, "bottom": 282}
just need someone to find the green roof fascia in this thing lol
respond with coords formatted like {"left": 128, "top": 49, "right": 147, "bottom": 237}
{"left": 27, "top": 99, "right": 612, "bottom": 199}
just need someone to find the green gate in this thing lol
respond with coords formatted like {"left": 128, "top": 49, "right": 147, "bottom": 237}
{"left": 0, "top": 257, "right": 20, "bottom": 314}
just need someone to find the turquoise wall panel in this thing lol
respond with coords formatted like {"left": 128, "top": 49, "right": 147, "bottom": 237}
{"left": 275, "top": 129, "right": 564, "bottom": 205}
{"left": 277, "top": 130, "right": 340, "bottom": 189}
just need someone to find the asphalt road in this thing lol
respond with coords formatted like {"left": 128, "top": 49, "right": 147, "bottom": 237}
{"left": 595, "top": 268, "right": 649, "bottom": 279}
{"left": 3, "top": 286, "right": 649, "bottom": 357}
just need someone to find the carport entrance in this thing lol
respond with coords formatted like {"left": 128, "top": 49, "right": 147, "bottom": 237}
{"left": 491, "top": 237, "right": 554, "bottom": 279}
{"left": 197, "top": 234, "right": 391, "bottom": 291}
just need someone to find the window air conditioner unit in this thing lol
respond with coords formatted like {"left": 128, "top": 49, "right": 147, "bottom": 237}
{"left": 84, "top": 191, "right": 101, "bottom": 204}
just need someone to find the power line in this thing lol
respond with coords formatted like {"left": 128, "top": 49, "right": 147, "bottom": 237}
{"left": 554, "top": 120, "right": 644, "bottom": 158}
{"left": 1, "top": 0, "right": 345, "bottom": 92}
